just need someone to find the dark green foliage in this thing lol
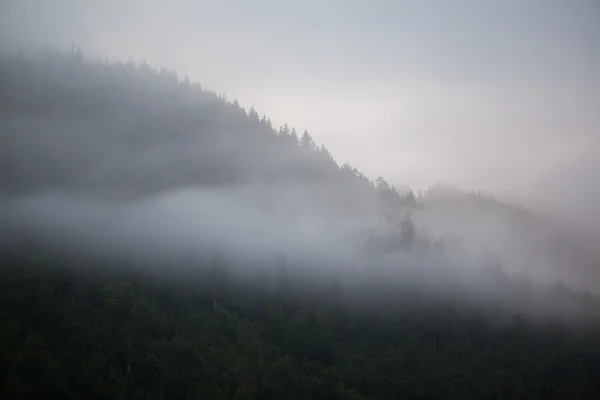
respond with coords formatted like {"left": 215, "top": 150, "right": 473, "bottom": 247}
{"left": 1, "top": 251, "right": 599, "bottom": 400}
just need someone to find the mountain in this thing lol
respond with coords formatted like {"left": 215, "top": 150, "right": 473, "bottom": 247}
{"left": 1, "top": 49, "right": 599, "bottom": 291}
{"left": 0, "top": 49, "right": 413, "bottom": 214}
{"left": 1, "top": 47, "right": 600, "bottom": 399}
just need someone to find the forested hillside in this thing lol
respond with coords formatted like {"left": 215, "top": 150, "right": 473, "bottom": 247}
{"left": 1, "top": 246, "right": 599, "bottom": 399}
{"left": 0, "top": 49, "right": 412, "bottom": 214}
{"left": 1, "top": 49, "right": 600, "bottom": 399}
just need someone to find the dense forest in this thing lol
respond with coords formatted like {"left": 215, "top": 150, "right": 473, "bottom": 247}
{"left": 1, "top": 49, "right": 600, "bottom": 399}
{"left": 1, "top": 245, "right": 599, "bottom": 399}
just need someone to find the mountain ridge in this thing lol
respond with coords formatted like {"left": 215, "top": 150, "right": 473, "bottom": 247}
{"left": 1, "top": 48, "right": 598, "bottom": 295}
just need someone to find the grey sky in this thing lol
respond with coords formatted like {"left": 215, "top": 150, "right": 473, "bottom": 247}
{"left": 2, "top": 0, "right": 599, "bottom": 218}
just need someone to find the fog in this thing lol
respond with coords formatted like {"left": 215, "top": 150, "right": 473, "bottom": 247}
{"left": 2, "top": 183, "right": 599, "bottom": 323}
{"left": 2, "top": 0, "right": 599, "bottom": 225}
{"left": 1, "top": 3, "right": 600, "bottom": 322}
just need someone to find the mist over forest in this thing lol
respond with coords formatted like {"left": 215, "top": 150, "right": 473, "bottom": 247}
{"left": 1, "top": 48, "right": 599, "bottom": 312}
{"left": 1, "top": 47, "right": 600, "bottom": 399}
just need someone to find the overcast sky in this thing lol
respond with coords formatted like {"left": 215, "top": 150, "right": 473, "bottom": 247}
{"left": 2, "top": 0, "right": 599, "bottom": 220}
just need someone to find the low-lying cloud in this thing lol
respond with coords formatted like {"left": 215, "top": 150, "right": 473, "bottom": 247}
{"left": 1, "top": 50, "right": 599, "bottom": 326}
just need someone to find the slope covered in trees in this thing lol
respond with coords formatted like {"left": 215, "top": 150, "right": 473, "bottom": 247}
{"left": 0, "top": 49, "right": 413, "bottom": 214}
{"left": 1, "top": 49, "right": 600, "bottom": 399}
{"left": 1, "top": 246, "right": 599, "bottom": 399}
{"left": 2, "top": 49, "right": 598, "bottom": 287}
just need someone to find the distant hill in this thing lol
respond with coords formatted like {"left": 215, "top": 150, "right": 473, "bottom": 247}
{"left": 1, "top": 48, "right": 600, "bottom": 399}
{"left": 0, "top": 48, "right": 598, "bottom": 294}
{"left": 0, "top": 49, "right": 415, "bottom": 215}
